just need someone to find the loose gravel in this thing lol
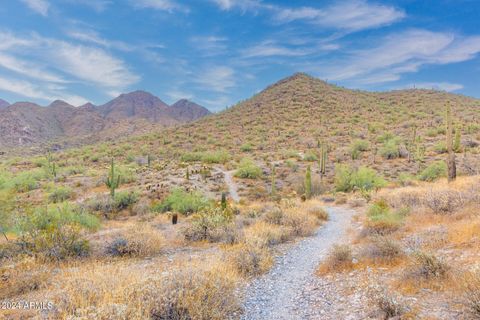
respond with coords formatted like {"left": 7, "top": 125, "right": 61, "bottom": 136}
{"left": 241, "top": 207, "right": 355, "bottom": 320}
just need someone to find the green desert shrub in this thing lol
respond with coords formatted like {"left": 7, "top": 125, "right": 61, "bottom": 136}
{"left": 48, "top": 186, "right": 73, "bottom": 203}
{"left": 398, "top": 173, "right": 416, "bottom": 187}
{"left": 182, "top": 207, "right": 235, "bottom": 243}
{"left": 335, "top": 165, "right": 386, "bottom": 192}
{"left": 201, "top": 150, "right": 231, "bottom": 164}
{"left": 433, "top": 141, "right": 447, "bottom": 154}
{"left": 365, "top": 200, "right": 404, "bottom": 235}
{"left": 379, "top": 138, "right": 401, "bottom": 159}
{"left": 303, "top": 151, "right": 318, "bottom": 161}
{"left": 240, "top": 143, "right": 253, "bottom": 152}
{"left": 154, "top": 188, "right": 211, "bottom": 215}
{"left": 15, "top": 203, "right": 100, "bottom": 260}
{"left": 283, "top": 149, "right": 301, "bottom": 159}
{"left": 6, "top": 169, "right": 45, "bottom": 192}
{"left": 235, "top": 158, "right": 263, "bottom": 179}
{"left": 114, "top": 191, "right": 139, "bottom": 211}
{"left": 349, "top": 139, "right": 369, "bottom": 160}
{"left": 417, "top": 161, "right": 447, "bottom": 182}
{"left": 181, "top": 150, "right": 230, "bottom": 164}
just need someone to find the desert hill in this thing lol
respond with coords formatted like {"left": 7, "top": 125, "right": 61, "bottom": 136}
{"left": 125, "top": 72, "right": 480, "bottom": 182}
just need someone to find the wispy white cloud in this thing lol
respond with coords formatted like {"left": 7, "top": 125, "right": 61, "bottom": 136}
{"left": 273, "top": 1, "right": 405, "bottom": 31}
{"left": 210, "top": 0, "right": 404, "bottom": 32}
{"left": 315, "top": 29, "right": 480, "bottom": 85}
{"left": 65, "top": 29, "right": 133, "bottom": 51}
{"left": 49, "top": 41, "right": 139, "bottom": 88}
{"left": 0, "top": 53, "right": 66, "bottom": 83}
{"left": 0, "top": 76, "right": 87, "bottom": 105}
{"left": 0, "top": 31, "right": 139, "bottom": 104}
{"left": 209, "top": 0, "right": 261, "bottom": 12}
{"left": 241, "top": 40, "right": 313, "bottom": 58}
{"left": 20, "top": 0, "right": 50, "bottom": 16}
{"left": 190, "top": 36, "right": 228, "bottom": 56}
{"left": 133, "top": 0, "right": 189, "bottom": 13}
{"left": 65, "top": 0, "right": 112, "bottom": 12}
{"left": 195, "top": 66, "right": 235, "bottom": 93}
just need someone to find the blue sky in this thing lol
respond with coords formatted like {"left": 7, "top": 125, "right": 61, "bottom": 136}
{"left": 0, "top": 0, "right": 479, "bottom": 111}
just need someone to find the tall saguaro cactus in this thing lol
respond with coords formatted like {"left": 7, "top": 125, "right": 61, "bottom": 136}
{"left": 319, "top": 143, "right": 327, "bottom": 179}
{"left": 106, "top": 158, "right": 121, "bottom": 197}
{"left": 305, "top": 165, "right": 312, "bottom": 199}
{"left": 445, "top": 102, "right": 457, "bottom": 182}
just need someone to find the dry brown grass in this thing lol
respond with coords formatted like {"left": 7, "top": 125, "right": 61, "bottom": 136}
{"left": 461, "top": 270, "right": 480, "bottom": 317}
{"left": 243, "top": 221, "right": 289, "bottom": 247}
{"left": 0, "top": 257, "right": 51, "bottom": 298}
{"left": 105, "top": 224, "right": 164, "bottom": 257}
{"left": 47, "top": 258, "right": 240, "bottom": 319}
{"left": 227, "top": 243, "right": 273, "bottom": 277}
{"left": 317, "top": 244, "right": 354, "bottom": 274}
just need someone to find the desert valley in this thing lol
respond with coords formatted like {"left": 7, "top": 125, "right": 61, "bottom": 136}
{"left": 2, "top": 0, "right": 480, "bottom": 319}
{"left": 1, "top": 73, "right": 480, "bottom": 319}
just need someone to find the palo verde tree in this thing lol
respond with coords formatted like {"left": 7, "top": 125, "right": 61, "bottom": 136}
{"left": 106, "top": 158, "right": 121, "bottom": 198}
{"left": 445, "top": 102, "right": 457, "bottom": 182}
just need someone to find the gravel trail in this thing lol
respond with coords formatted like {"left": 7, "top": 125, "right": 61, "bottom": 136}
{"left": 241, "top": 207, "right": 354, "bottom": 320}
{"left": 222, "top": 170, "right": 240, "bottom": 202}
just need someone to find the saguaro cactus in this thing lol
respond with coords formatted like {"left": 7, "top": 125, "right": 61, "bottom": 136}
{"left": 46, "top": 151, "right": 57, "bottom": 179}
{"left": 221, "top": 192, "right": 227, "bottom": 210}
{"left": 445, "top": 102, "right": 457, "bottom": 182}
{"left": 305, "top": 165, "right": 312, "bottom": 199}
{"left": 106, "top": 158, "right": 121, "bottom": 197}
{"left": 319, "top": 143, "right": 327, "bottom": 179}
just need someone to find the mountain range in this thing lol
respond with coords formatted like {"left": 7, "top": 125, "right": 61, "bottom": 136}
{"left": 0, "top": 91, "right": 210, "bottom": 149}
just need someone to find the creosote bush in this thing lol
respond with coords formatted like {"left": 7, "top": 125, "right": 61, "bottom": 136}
{"left": 48, "top": 186, "right": 73, "bottom": 203}
{"left": 365, "top": 200, "right": 404, "bottom": 235}
{"left": 154, "top": 188, "right": 211, "bottom": 215}
{"left": 183, "top": 207, "right": 235, "bottom": 243}
{"left": 234, "top": 158, "right": 263, "bottom": 179}
{"left": 335, "top": 165, "right": 386, "bottom": 193}
{"left": 417, "top": 161, "right": 447, "bottom": 182}
{"left": 16, "top": 203, "right": 100, "bottom": 260}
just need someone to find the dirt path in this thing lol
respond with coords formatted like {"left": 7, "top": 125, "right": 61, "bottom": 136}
{"left": 241, "top": 207, "right": 354, "bottom": 320}
{"left": 222, "top": 169, "right": 240, "bottom": 202}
